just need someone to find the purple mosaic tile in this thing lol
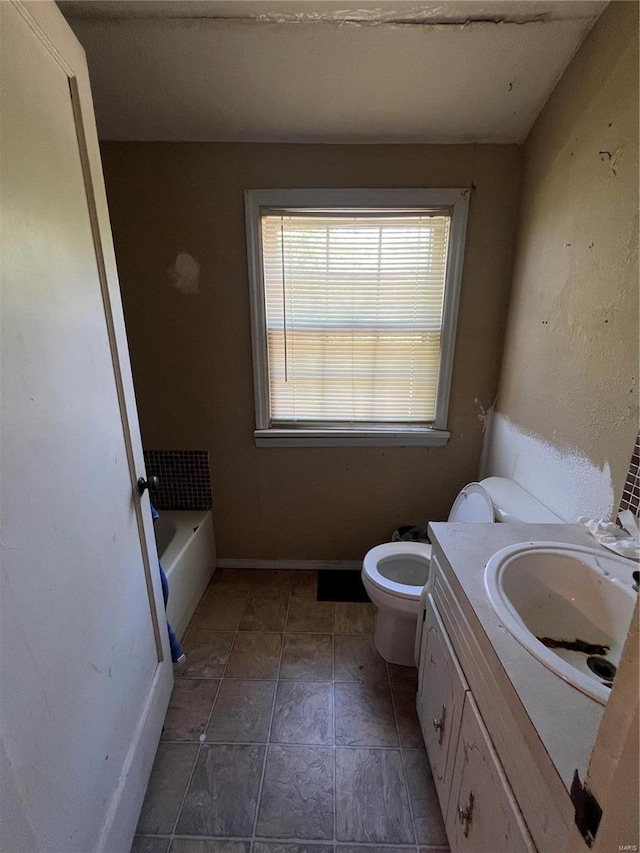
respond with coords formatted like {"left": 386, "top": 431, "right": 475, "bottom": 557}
{"left": 143, "top": 450, "right": 212, "bottom": 511}
{"left": 619, "top": 433, "right": 640, "bottom": 518}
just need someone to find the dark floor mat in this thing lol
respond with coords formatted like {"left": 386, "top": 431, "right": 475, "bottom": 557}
{"left": 317, "top": 569, "right": 370, "bottom": 602}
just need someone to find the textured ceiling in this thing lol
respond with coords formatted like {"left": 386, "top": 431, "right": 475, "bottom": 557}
{"left": 59, "top": 0, "right": 607, "bottom": 143}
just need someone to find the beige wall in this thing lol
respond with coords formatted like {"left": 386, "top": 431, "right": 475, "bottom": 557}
{"left": 483, "top": 2, "right": 639, "bottom": 521}
{"left": 101, "top": 143, "right": 522, "bottom": 558}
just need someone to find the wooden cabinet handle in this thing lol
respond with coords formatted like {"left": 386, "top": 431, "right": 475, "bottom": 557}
{"left": 432, "top": 704, "right": 446, "bottom": 744}
{"left": 457, "top": 791, "right": 475, "bottom": 838}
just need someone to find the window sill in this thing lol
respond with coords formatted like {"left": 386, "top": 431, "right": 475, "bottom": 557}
{"left": 254, "top": 428, "right": 450, "bottom": 448}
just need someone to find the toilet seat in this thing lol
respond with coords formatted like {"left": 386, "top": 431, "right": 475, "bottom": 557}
{"left": 447, "top": 482, "right": 495, "bottom": 523}
{"left": 362, "top": 541, "right": 432, "bottom": 600}
{"left": 361, "top": 479, "right": 555, "bottom": 666}
{"left": 362, "top": 483, "right": 494, "bottom": 602}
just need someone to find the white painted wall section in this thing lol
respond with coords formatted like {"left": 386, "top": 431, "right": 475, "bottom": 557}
{"left": 482, "top": 413, "right": 615, "bottom": 522}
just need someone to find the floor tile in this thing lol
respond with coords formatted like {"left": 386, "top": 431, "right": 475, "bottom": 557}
{"left": 206, "top": 679, "right": 275, "bottom": 743}
{"left": 334, "top": 635, "right": 388, "bottom": 683}
{"left": 181, "top": 632, "right": 234, "bottom": 679}
{"left": 250, "top": 569, "right": 295, "bottom": 583}
{"left": 337, "top": 848, "right": 415, "bottom": 853}
{"left": 138, "top": 580, "right": 441, "bottom": 852}
{"left": 131, "top": 836, "right": 170, "bottom": 853}
{"left": 270, "top": 682, "right": 333, "bottom": 745}
{"left": 403, "top": 749, "right": 447, "bottom": 846}
{"left": 239, "top": 595, "right": 288, "bottom": 632}
{"left": 287, "top": 598, "right": 333, "bottom": 633}
{"left": 280, "top": 634, "right": 333, "bottom": 680}
{"left": 392, "top": 684, "right": 425, "bottom": 749}
{"left": 290, "top": 571, "right": 318, "bottom": 600}
{"left": 192, "top": 594, "right": 247, "bottom": 631}
{"left": 256, "top": 745, "right": 334, "bottom": 839}
{"left": 388, "top": 663, "right": 419, "bottom": 685}
{"left": 250, "top": 570, "right": 294, "bottom": 596}
{"left": 170, "top": 840, "right": 251, "bottom": 853}
{"left": 335, "top": 748, "right": 414, "bottom": 843}
{"left": 334, "top": 683, "right": 398, "bottom": 747}
{"left": 206, "top": 569, "right": 254, "bottom": 593}
{"left": 225, "top": 633, "right": 282, "bottom": 679}
{"left": 176, "top": 743, "right": 265, "bottom": 837}
{"left": 255, "top": 845, "right": 333, "bottom": 853}
{"left": 333, "top": 602, "right": 376, "bottom": 634}
{"left": 136, "top": 743, "right": 198, "bottom": 835}
{"left": 161, "top": 678, "right": 219, "bottom": 741}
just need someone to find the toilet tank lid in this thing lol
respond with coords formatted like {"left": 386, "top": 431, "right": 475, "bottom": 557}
{"left": 480, "top": 477, "right": 563, "bottom": 523}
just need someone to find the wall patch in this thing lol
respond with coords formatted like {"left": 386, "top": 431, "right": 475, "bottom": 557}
{"left": 169, "top": 252, "right": 200, "bottom": 295}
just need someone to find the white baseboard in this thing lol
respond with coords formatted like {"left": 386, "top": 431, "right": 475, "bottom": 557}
{"left": 216, "top": 558, "right": 362, "bottom": 571}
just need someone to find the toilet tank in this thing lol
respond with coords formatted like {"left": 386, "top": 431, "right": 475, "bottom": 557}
{"left": 480, "top": 476, "right": 563, "bottom": 523}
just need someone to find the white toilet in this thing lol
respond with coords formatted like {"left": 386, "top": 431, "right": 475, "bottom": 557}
{"left": 361, "top": 477, "right": 562, "bottom": 666}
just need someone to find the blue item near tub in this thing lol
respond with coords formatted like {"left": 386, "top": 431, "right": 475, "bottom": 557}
{"left": 158, "top": 561, "right": 185, "bottom": 663}
{"left": 151, "top": 503, "right": 185, "bottom": 663}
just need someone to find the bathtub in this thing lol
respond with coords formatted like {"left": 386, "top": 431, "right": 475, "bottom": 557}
{"left": 154, "top": 510, "right": 216, "bottom": 640}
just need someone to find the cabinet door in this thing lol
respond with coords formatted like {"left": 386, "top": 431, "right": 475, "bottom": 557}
{"left": 417, "top": 593, "right": 468, "bottom": 814}
{"left": 447, "top": 693, "right": 536, "bottom": 853}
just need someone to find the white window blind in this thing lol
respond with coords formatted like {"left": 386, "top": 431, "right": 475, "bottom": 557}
{"left": 261, "top": 211, "right": 451, "bottom": 426}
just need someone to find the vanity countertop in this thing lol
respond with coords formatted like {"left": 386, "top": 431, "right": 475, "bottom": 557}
{"left": 427, "top": 521, "right": 611, "bottom": 791}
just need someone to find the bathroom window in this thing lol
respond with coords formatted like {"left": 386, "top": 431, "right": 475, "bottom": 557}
{"left": 245, "top": 189, "right": 470, "bottom": 447}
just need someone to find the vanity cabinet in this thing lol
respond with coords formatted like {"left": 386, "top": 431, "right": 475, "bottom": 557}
{"left": 418, "top": 581, "right": 535, "bottom": 852}
{"left": 416, "top": 527, "right": 600, "bottom": 853}
{"left": 417, "top": 592, "right": 468, "bottom": 812}
{"left": 446, "top": 692, "right": 535, "bottom": 853}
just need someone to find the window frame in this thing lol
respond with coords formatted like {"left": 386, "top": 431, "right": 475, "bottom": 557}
{"left": 245, "top": 188, "right": 470, "bottom": 447}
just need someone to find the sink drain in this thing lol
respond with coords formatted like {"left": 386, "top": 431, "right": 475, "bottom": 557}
{"left": 587, "top": 656, "right": 617, "bottom": 683}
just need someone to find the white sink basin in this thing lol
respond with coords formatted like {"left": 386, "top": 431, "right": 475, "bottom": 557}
{"left": 484, "top": 541, "right": 637, "bottom": 704}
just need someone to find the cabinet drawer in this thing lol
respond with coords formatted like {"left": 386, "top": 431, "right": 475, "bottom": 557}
{"left": 447, "top": 692, "right": 536, "bottom": 853}
{"left": 418, "top": 593, "right": 469, "bottom": 815}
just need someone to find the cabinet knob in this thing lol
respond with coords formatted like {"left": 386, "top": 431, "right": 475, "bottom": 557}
{"left": 432, "top": 704, "right": 446, "bottom": 745}
{"left": 457, "top": 791, "right": 474, "bottom": 838}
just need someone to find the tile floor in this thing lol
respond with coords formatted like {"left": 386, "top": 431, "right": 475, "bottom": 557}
{"left": 132, "top": 569, "right": 449, "bottom": 853}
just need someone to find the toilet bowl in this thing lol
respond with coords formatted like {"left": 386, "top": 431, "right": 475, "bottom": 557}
{"left": 361, "top": 478, "right": 563, "bottom": 666}
{"left": 362, "top": 541, "right": 432, "bottom": 666}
